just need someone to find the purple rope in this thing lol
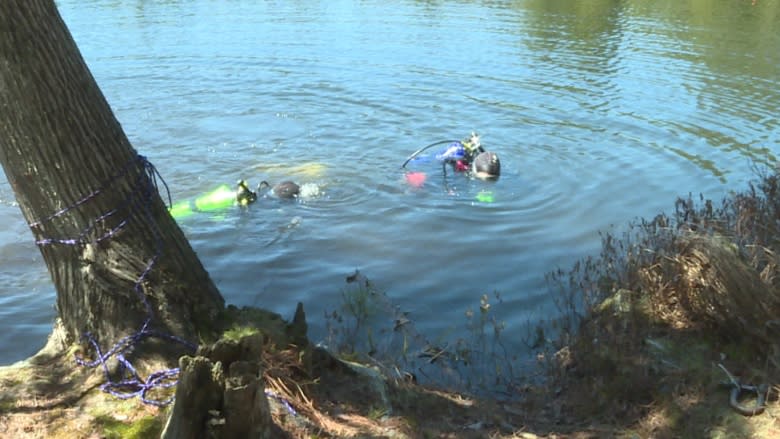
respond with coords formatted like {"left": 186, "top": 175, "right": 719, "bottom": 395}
{"left": 28, "top": 154, "right": 153, "bottom": 228}
{"left": 265, "top": 390, "right": 299, "bottom": 416}
{"left": 32, "top": 154, "right": 192, "bottom": 406}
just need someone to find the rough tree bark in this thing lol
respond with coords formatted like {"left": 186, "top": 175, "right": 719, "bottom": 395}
{"left": 0, "top": 1, "right": 225, "bottom": 356}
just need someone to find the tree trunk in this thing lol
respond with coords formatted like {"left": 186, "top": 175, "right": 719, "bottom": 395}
{"left": 0, "top": 1, "right": 224, "bottom": 359}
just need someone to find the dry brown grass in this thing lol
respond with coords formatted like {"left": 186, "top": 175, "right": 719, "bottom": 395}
{"left": 543, "top": 169, "right": 780, "bottom": 437}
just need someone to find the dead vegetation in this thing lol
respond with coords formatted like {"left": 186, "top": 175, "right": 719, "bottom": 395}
{"left": 543, "top": 168, "right": 780, "bottom": 437}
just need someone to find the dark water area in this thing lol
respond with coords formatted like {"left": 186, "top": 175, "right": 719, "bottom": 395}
{"left": 0, "top": 0, "right": 778, "bottom": 366}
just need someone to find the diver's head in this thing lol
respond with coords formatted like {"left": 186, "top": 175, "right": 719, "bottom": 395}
{"left": 257, "top": 180, "right": 300, "bottom": 199}
{"left": 272, "top": 181, "right": 300, "bottom": 199}
{"left": 472, "top": 151, "right": 501, "bottom": 180}
{"left": 236, "top": 179, "right": 258, "bottom": 205}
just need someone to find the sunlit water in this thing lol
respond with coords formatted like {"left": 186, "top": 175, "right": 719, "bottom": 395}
{"left": 0, "top": 0, "right": 778, "bottom": 367}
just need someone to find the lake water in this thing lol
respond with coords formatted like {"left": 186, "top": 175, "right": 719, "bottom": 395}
{"left": 0, "top": 0, "right": 778, "bottom": 367}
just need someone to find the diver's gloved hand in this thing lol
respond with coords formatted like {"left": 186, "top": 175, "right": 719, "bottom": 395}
{"left": 236, "top": 179, "right": 258, "bottom": 205}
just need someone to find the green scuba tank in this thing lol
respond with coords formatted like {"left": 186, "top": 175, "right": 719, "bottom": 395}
{"left": 169, "top": 184, "right": 237, "bottom": 219}
{"left": 169, "top": 200, "right": 195, "bottom": 219}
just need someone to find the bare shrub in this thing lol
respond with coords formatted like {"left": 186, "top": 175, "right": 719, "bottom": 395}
{"left": 543, "top": 167, "right": 780, "bottom": 419}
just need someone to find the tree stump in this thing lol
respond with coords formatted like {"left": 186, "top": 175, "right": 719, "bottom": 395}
{"left": 161, "top": 337, "right": 276, "bottom": 438}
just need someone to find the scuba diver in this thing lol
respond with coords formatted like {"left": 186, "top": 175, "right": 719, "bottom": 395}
{"left": 236, "top": 179, "right": 301, "bottom": 205}
{"left": 434, "top": 132, "right": 501, "bottom": 179}
{"left": 169, "top": 179, "right": 299, "bottom": 220}
{"left": 401, "top": 132, "right": 501, "bottom": 188}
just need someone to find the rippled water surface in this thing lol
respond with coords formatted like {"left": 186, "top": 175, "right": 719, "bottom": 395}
{"left": 1, "top": 0, "right": 778, "bottom": 364}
